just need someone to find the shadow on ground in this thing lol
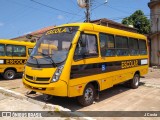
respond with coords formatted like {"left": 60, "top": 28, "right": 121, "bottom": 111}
{"left": 26, "top": 82, "right": 145, "bottom": 111}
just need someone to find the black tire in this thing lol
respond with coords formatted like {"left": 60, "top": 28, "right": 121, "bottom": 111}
{"left": 129, "top": 74, "right": 140, "bottom": 89}
{"left": 77, "top": 84, "right": 95, "bottom": 106}
{"left": 3, "top": 70, "right": 16, "bottom": 80}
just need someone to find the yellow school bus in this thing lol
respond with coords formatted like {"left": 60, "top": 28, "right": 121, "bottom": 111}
{"left": 22, "top": 23, "right": 148, "bottom": 106}
{"left": 0, "top": 39, "right": 35, "bottom": 80}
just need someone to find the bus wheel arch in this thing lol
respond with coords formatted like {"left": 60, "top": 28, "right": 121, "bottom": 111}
{"left": 77, "top": 81, "right": 100, "bottom": 106}
{"left": 85, "top": 81, "right": 100, "bottom": 98}
{"left": 3, "top": 68, "right": 17, "bottom": 80}
{"left": 135, "top": 71, "right": 140, "bottom": 76}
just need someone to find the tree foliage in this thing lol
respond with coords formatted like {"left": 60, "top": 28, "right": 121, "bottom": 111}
{"left": 121, "top": 10, "right": 150, "bottom": 34}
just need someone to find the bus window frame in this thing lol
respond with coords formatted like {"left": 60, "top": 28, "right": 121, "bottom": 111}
{"left": 74, "top": 33, "right": 99, "bottom": 61}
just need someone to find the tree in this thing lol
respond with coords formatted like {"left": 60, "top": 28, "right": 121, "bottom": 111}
{"left": 122, "top": 10, "right": 150, "bottom": 34}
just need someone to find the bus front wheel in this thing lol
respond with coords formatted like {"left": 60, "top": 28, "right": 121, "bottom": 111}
{"left": 3, "top": 70, "right": 16, "bottom": 80}
{"left": 77, "top": 84, "right": 95, "bottom": 106}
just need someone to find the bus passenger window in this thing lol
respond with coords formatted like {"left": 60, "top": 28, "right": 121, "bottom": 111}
{"left": 139, "top": 40, "right": 147, "bottom": 55}
{"left": 100, "top": 34, "right": 107, "bottom": 57}
{"left": 74, "top": 34, "right": 98, "bottom": 60}
{"left": 0, "top": 44, "right": 5, "bottom": 56}
{"left": 13, "top": 45, "right": 26, "bottom": 57}
{"left": 6, "top": 45, "right": 12, "bottom": 56}
{"left": 99, "top": 33, "right": 115, "bottom": 57}
{"left": 115, "top": 36, "right": 129, "bottom": 56}
{"left": 106, "top": 34, "right": 115, "bottom": 56}
{"left": 129, "top": 38, "right": 139, "bottom": 55}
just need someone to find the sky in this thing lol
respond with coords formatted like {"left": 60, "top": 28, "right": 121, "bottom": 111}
{"left": 0, "top": 0, "right": 150, "bottom": 39}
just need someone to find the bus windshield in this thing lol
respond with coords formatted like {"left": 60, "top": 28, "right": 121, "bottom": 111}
{"left": 27, "top": 26, "right": 78, "bottom": 67}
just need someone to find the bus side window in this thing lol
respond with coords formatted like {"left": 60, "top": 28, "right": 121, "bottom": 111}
{"left": 0, "top": 44, "right": 5, "bottom": 56}
{"left": 106, "top": 34, "right": 115, "bottom": 56}
{"left": 99, "top": 33, "right": 115, "bottom": 57}
{"left": 86, "top": 34, "right": 98, "bottom": 56}
{"left": 129, "top": 38, "right": 139, "bottom": 55}
{"left": 6, "top": 45, "right": 13, "bottom": 56}
{"left": 99, "top": 33, "right": 107, "bottom": 57}
{"left": 13, "top": 45, "right": 26, "bottom": 57}
{"left": 139, "top": 40, "right": 147, "bottom": 55}
{"left": 74, "top": 34, "right": 98, "bottom": 60}
{"left": 115, "top": 36, "right": 129, "bottom": 56}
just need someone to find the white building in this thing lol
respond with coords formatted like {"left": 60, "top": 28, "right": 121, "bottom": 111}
{"left": 148, "top": 0, "right": 160, "bottom": 65}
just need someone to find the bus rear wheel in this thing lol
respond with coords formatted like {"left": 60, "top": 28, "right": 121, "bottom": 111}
{"left": 129, "top": 74, "right": 140, "bottom": 89}
{"left": 77, "top": 84, "right": 95, "bottom": 106}
{"left": 3, "top": 70, "right": 16, "bottom": 80}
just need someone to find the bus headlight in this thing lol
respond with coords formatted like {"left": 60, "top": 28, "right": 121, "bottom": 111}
{"left": 51, "top": 65, "right": 64, "bottom": 82}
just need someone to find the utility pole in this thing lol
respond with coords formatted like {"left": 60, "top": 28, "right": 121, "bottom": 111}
{"left": 78, "top": 0, "right": 108, "bottom": 22}
{"left": 85, "top": 0, "right": 90, "bottom": 22}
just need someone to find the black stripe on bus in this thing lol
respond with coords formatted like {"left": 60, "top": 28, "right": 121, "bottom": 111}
{"left": 70, "top": 59, "right": 147, "bottom": 79}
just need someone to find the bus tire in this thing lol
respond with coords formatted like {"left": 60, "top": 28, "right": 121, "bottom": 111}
{"left": 129, "top": 74, "right": 140, "bottom": 89}
{"left": 77, "top": 84, "right": 95, "bottom": 106}
{"left": 3, "top": 70, "right": 16, "bottom": 80}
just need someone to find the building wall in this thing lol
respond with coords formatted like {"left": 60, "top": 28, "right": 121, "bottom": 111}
{"left": 149, "top": 0, "right": 160, "bottom": 65}
{"left": 151, "top": 35, "right": 160, "bottom": 65}
{"left": 151, "top": 4, "right": 160, "bottom": 32}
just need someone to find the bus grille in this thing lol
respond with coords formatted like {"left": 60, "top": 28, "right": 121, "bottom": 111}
{"left": 36, "top": 77, "right": 50, "bottom": 81}
{"left": 26, "top": 75, "right": 33, "bottom": 80}
{"left": 26, "top": 74, "right": 50, "bottom": 81}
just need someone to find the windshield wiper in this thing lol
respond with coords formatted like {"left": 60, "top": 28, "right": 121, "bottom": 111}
{"left": 30, "top": 56, "right": 40, "bottom": 68}
{"left": 38, "top": 52, "right": 57, "bottom": 67}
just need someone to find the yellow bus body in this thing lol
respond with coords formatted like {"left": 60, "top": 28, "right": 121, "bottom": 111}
{"left": 0, "top": 39, "right": 35, "bottom": 79}
{"left": 23, "top": 23, "right": 148, "bottom": 104}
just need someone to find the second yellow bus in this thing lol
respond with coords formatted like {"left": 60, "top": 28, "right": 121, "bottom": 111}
{"left": 0, "top": 40, "right": 35, "bottom": 80}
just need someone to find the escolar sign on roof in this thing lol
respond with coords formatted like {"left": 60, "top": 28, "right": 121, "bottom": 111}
{"left": 45, "top": 27, "right": 67, "bottom": 35}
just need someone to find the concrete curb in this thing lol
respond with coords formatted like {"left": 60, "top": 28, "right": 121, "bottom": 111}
{"left": 0, "top": 87, "right": 93, "bottom": 120}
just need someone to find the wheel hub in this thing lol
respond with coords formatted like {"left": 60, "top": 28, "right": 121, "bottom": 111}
{"left": 134, "top": 76, "right": 139, "bottom": 86}
{"left": 7, "top": 72, "right": 14, "bottom": 79}
{"left": 84, "top": 88, "right": 93, "bottom": 102}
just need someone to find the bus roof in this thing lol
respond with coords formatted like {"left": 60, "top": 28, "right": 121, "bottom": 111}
{"left": 0, "top": 39, "right": 35, "bottom": 47}
{"left": 59, "top": 23, "right": 147, "bottom": 40}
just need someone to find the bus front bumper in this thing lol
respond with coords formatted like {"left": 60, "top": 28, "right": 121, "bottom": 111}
{"left": 22, "top": 78, "right": 68, "bottom": 97}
